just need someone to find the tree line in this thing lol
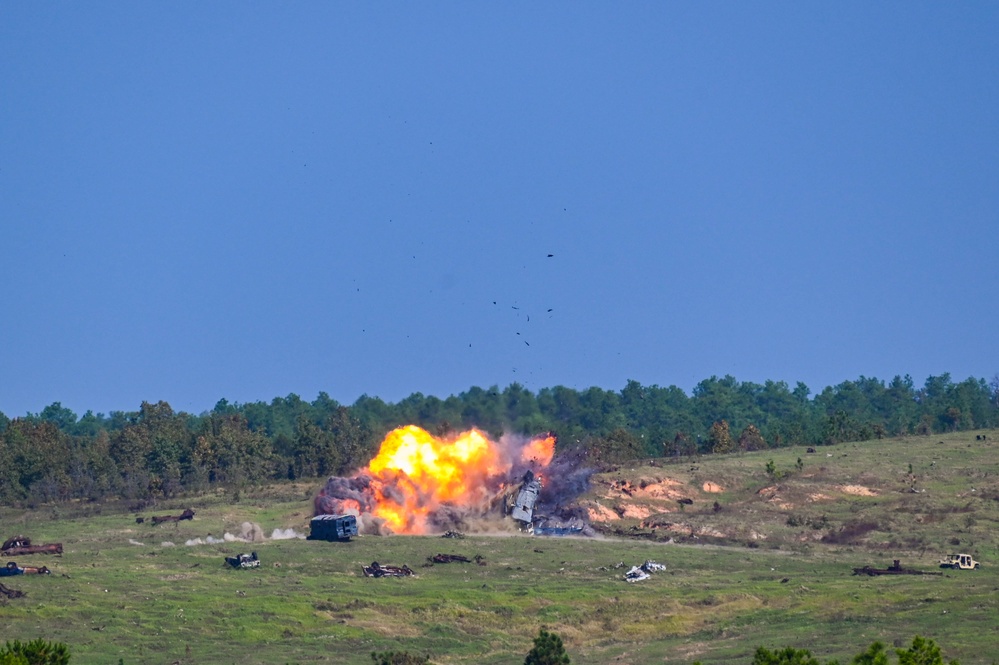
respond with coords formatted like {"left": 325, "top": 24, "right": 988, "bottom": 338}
{"left": 1, "top": 373, "right": 996, "bottom": 505}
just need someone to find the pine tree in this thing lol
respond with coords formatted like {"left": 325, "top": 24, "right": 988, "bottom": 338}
{"left": 524, "top": 628, "right": 570, "bottom": 665}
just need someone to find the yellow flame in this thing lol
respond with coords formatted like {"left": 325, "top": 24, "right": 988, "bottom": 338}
{"left": 363, "top": 425, "right": 553, "bottom": 534}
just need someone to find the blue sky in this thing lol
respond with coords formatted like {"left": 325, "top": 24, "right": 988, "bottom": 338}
{"left": 2, "top": 3, "right": 997, "bottom": 418}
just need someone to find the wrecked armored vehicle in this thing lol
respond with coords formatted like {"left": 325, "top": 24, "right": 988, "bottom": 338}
{"left": 308, "top": 514, "right": 359, "bottom": 542}
{"left": 510, "top": 471, "right": 542, "bottom": 525}
{"left": 225, "top": 552, "right": 260, "bottom": 569}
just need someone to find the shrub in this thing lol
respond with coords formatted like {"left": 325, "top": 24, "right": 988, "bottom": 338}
{"left": 752, "top": 646, "right": 821, "bottom": 665}
{"left": 0, "top": 640, "right": 70, "bottom": 665}
{"left": 370, "top": 651, "right": 434, "bottom": 665}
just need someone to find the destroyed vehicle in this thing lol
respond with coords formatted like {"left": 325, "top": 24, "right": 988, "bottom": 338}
{"left": 1, "top": 537, "right": 63, "bottom": 556}
{"left": 938, "top": 553, "right": 980, "bottom": 570}
{"left": 150, "top": 508, "right": 195, "bottom": 524}
{"left": 1, "top": 562, "right": 50, "bottom": 576}
{"left": 510, "top": 471, "right": 541, "bottom": 525}
{"left": 624, "top": 566, "right": 650, "bottom": 582}
{"left": 2, "top": 536, "right": 31, "bottom": 551}
{"left": 225, "top": 552, "right": 260, "bottom": 569}
{"left": 362, "top": 561, "right": 413, "bottom": 578}
{"left": 624, "top": 560, "right": 666, "bottom": 582}
{"left": 308, "top": 514, "right": 358, "bottom": 542}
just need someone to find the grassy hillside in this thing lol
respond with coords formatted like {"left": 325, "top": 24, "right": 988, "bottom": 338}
{"left": 1, "top": 430, "right": 997, "bottom": 664}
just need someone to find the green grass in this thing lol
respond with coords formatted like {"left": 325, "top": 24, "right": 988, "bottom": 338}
{"left": 1, "top": 431, "right": 997, "bottom": 664}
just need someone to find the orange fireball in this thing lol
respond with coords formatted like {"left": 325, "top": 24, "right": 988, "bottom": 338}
{"left": 361, "top": 425, "right": 554, "bottom": 534}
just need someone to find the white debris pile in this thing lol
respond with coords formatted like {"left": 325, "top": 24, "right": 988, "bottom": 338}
{"left": 624, "top": 560, "right": 667, "bottom": 583}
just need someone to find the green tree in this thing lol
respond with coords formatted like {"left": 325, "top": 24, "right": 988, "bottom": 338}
{"left": 0, "top": 419, "right": 70, "bottom": 503}
{"left": 137, "top": 401, "right": 192, "bottom": 497}
{"left": 589, "top": 428, "right": 644, "bottom": 463}
{"left": 524, "top": 628, "right": 570, "bottom": 665}
{"left": 193, "top": 413, "right": 272, "bottom": 487}
{"left": 37, "top": 402, "right": 78, "bottom": 431}
{"left": 895, "top": 636, "right": 957, "bottom": 665}
{"left": 291, "top": 415, "right": 340, "bottom": 478}
{"left": 851, "top": 641, "right": 889, "bottom": 665}
{"left": 323, "top": 405, "right": 373, "bottom": 475}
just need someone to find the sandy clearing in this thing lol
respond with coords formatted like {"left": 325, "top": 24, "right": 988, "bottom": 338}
{"left": 839, "top": 485, "right": 878, "bottom": 496}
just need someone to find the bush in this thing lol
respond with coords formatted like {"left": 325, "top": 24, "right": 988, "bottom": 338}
{"left": 370, "top": 651, "right": 433, "bottom": 665}
{"left": 0, "top": 640, "right": 70, "bottom": 665}
{"left": 752, "top": 646, "right": 822, "bottom": 665}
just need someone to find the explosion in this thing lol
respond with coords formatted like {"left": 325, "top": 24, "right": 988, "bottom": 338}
{"left": 314, "top": 425, "right": 588, "bottom": 535}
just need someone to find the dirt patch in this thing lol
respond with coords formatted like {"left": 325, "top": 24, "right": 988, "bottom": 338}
{"left": 620, "top": 504, "right": 652, "bottom": 519}
{"left": 587, "top": 503, "right": 620, "bottom": 522}
{"left": 702, "top": 482, "right": 724, "bottom": 493}
{"left": 638, "top": 482, "right": 688, "bottom": 500}
{"left": 808, "top": 493, "right": 833, "bottom": 502}
{"left": 839, "top": 485, "right": 878, "bottom": 496}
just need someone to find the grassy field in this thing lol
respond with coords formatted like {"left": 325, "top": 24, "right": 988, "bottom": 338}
{"left": 2, "top": 430, "right": 997, "bottom": 664}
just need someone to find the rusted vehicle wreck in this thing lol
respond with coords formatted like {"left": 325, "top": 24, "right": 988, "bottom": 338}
{"left": 150, "top": 509, "right": 195, "bottom": 524}
{"left": 1, "top": 536, "right": 63, "bottom": 556}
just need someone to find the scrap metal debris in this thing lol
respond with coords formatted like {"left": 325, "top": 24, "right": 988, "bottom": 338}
{"left": 0, "top": 582, "right": 26, "bottom": 599}
{"left": 624, "top": 560, "right": 667, "bottom": 583}
{"left": 224, "top": 552, "right": 260, "bottom": 569}
{"left": 441, "top": 531, "right": 466, "bottom": 539}
{"left": 362, "top": 561, "right": 414, "bottom": 578}
{"left": 429, "top": 554, "right": 471, "bottom": 564}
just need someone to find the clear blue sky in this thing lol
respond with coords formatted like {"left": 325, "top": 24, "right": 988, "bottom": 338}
{"left": 2, "top": 3, "right": 996, "bottom": 418}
